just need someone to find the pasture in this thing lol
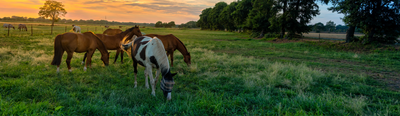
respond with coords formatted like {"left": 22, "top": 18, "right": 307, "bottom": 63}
{"left": 0, "top": 23, "right": 400, "bottom": 115}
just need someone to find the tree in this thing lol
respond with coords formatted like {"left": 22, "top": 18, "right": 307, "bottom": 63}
{"left": 329, "top": 0, "right": 400, "bottom": 43}
{"left": 335, "top": 24, "right": 348, "bottom": 32}
{"left": 325, "top": 20, "right": 336, "bottom": 32}
{"left": 155, "top": 21, "right": 163, "bottom": 27}
{"left": 38, "top": 0, "right": 67, "bottom": 35}
{"left": 314, "top": 22, "right": 325, "bottom": 33}
{"left": 232, "top": 0, "right": 253, "bottom": 31}
{"left": 219, "top": 1, "right": 238, "bottom": 31}
{"left": 167, "top": 21, "right": 176, "bottom": 28}
{"left": 208, "top": 2, "right": 228, "bottom": 30}
{"left": 245, "top": 0, "right": 276, "bottom": 37}
{"left": 197, "top": 8, "right": 212, "bottom": 29}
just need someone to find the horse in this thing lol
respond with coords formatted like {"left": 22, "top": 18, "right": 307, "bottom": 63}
{"left": 103, "top": 28, "right": 122, "bottom": 35}
{"left": 3, "top": 23, "right": 15, "bottom": 30}
{"left": 81, "top": 26, "right": 143, "bottom": 64}
{"left": 51, "top": 31, "right": 109, "bottom": 73}
{"left": 105, "top": 25, "right": 109, "bottom": 28}
{"left": 72, "top": 24, "right": 81, "bottom": 33}
{"left": 18, "top": 24, "right": 27, "bottom": 31}
{"left": 145, "top": 34, "right": 191, "bottom": 66}
{"left": 121, "top": 35, "right": 177, "bottom": 100}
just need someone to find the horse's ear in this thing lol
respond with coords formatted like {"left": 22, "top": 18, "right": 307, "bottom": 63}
{"left": 171, "top": 73, "right": 177, "bottom": 77}
{"left": 134, "top": 25, "right": 138, "bottom": 28}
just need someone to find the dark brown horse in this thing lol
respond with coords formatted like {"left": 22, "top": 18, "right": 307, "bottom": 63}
{"left": 145, "top": 34, "right": 191, "bottom": 66}
{"left": 82, "top": 26, "right": 143, "bottom": 64}
{"left": 18, "top": 24, "right": 27, "bottom": 31}
{"left": 51, "top": 32, "right": 109, "bottom": 73}
{"left": 103, "top": 28, "right": 122, "bottom": 35}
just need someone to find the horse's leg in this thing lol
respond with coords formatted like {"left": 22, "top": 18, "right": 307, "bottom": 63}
{"left": 145, "top": 69, "right": 149, "bottom": 89}
{"left": 82, "top": 52, "right": 87, "bottom": 65}
{"left": 133, "top": 60, "right": 138, "bottom": 88}
{"left": 146, "top": 66, "right": 156, "bottom": 96}
{"left": 113, "top": 50, "right": 119, "bottom": 64}
{"left": 56, "top": 51, "right": 65, "bottom": 73}
{"left": 66, "top": 52, "right": 74, "bottom": 72}
{"left": 120, "top": 49, "right": 124, "bottom": 63}
{"left": 85, "top": 50, "right": 95, "bottom": 71}
{"left": 154, "top": 68, "right": 162, "bottom": 89}
{"left": 169, "top": 51, "right": 174, "bottom": 67}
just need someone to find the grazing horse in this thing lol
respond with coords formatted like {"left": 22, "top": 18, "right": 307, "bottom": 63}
{"left": 72, "top": 25, "right": 81, "bottom": 33}
{"left": 82, "top": 26, "right": 143, "bottom": 64}
{"left": 18, "top": 24, "right": 27, "bottom": 31}
{"left": 121, "top": 35, "right": 177, "bottom": 100}
{"left": 105, "top": 25, "right": 109, "bottom": 28}
{"left": 103, "top": 28, "right": 122, "bottom": 35}
{"left": 51, "top": 32, "right": 109, "bottom": 73}
{"left": 145, "top": 34, "right": 191, "bottom": 66}
{"left": 3, "top": 23, "right": 15, "bottom": 30}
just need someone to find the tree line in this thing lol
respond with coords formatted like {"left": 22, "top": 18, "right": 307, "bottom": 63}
{"left": 311, "top": 21, "right": 362, "bottom": 33}
{"left": 197, "top": 0, "right": 400, "bottom": 43}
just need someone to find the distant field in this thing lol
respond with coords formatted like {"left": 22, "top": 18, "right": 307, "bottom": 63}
{"left": 1, "top": 21, "right": 400, "bottom": 115}
{"left": 303, "top": 32, "right": 364, "bottom": 40}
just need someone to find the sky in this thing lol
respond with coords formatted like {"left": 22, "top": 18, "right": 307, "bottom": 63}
{"left": 0, "top": 0, "right": 345, "bottom": 25}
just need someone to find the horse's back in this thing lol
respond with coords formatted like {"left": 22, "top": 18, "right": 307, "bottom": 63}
{"left": 145, "top": 34, "right": 177, "bottom": 50}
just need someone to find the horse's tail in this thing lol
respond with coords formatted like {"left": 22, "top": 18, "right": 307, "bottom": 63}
{"left": 51, "top": 34, "right": 64, "bottom": 66}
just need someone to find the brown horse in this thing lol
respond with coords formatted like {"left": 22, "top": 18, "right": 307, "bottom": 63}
{"left": 18, "top": 24, "right": 27, "bottom": 31}
{"left": 51, "top": 32, "right": 109, "bottom": 73}
{"left": 103, "top": 28, "right": 122, "bottom": 35}
{"left": 82, "top": 26, "right": 143, "bottom": 64}
{"left": 144, "top": 34, "right": 191, "bottom": 66}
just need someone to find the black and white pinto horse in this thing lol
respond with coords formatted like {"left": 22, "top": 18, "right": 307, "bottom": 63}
{"left": 72, "top": 25, "right": 81, "bottom": 33}
{"left": 121, "top": 35, "right": 177, "bottom": 100}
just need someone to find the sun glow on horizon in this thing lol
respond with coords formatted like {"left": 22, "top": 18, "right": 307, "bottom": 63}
{"left": 0, "top": 0, "right": 344, "bottom": 25}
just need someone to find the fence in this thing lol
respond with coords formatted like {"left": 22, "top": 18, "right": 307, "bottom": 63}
{"left": 0, "top": 23, "right": 131, "bottom": 37}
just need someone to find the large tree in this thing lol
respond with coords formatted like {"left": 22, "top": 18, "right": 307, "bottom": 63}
{"left": 219, "top": 1, "right": 238, "bottom": 31}
{"left": 245, "top": 0, "right": 277, "bottom": 37}
{"left": 38, "top": 0, "right": 67, "bottom": 35}
{"left": 197, "top": 8, "right": 212, "bottom": 30}
{"left": 232, "top": 0, "right": 253, "bottom": 31}
{"left": 325, "top": 20, "right": 336, "bottom": 33}
{"left": 330, "top": 0, "right": 400, "bottom": 43}
{"left": 155, "top": 21, "right": 163, "bottom": 27}
{"left": 208, "top": 2, "right": 228, "bottom": 30}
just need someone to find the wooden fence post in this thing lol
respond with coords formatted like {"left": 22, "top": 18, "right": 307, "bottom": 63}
{"left": 7, "top": 26, "right": 10, "bottom": 37}
{"left": 31, "top": 25, "right": 33, "bottom": 36}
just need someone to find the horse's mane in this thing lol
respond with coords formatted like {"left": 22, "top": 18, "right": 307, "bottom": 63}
{"left": 152, "top": 37, "right": 170, "bottom": 69}
{"left": 172, "top": 35, "right": 189, "bottom": 54}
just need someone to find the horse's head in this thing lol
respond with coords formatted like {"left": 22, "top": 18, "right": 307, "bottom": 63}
{"left": 161, "top": 72, "right": 177, "bottom": 100}
{"left": 101, "top": 51, "right": 110, "bottom": 66}
{"left": 184, "top": 53, "right": 191, "bottom": 66}
{"left": 72, "top": 24, "right": 75, "bottom": 27}
{"left": 130, "top": 25, "right": 143, "bottom": 37}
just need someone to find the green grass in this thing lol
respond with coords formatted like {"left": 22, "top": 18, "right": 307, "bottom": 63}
{"left": 1, "top": 22, "right": 400, "bottom": 115}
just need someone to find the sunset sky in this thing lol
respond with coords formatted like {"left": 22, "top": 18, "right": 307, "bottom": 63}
{"left": 0, "top": 0, "right": 345, "bottom": 25}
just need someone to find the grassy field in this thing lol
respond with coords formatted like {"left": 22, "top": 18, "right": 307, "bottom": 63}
{"left": 1, "top": 22, "right": 400, "bottom": 115}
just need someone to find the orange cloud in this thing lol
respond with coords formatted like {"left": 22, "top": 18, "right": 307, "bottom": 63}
{"left": 0, "top": 0, "right": 236, "bottom": 24}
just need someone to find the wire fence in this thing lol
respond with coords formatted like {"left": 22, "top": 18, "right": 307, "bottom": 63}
{"left": 1, "top": 23, "right": 131, "bottom": 37}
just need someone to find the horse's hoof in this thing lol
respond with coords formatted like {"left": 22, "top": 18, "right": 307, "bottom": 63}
{"left": 151, "top": 91, "right": 156, "bottom": 96}
{"left": 81, "top": 61, "right": 85, "bottom": 65}
{"left": 83, "top": 67, "right": 87, "bottom": 71}
{"left": 134, "top": 85, "right": 137, "bottom": 88}
{"left": 68, "top": 69, "right": 72, "bottom": 72}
